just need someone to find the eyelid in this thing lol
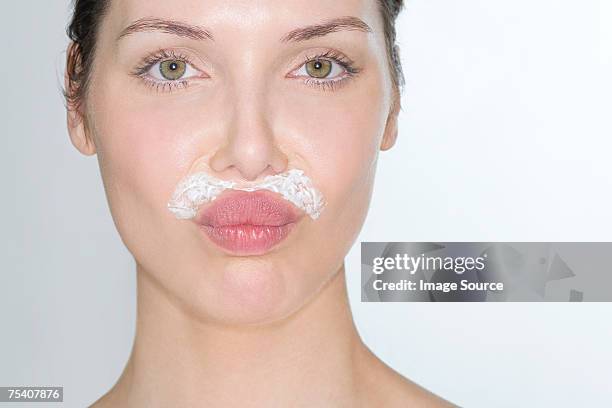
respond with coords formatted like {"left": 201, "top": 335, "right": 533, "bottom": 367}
{"left": 286, "top": 49, "right": 360, "bottom": 78}
{"left": 133, "top": 49, "right": 207, "bottom": 74}
{"left": 146, "top": 60, "right": 201, "bottom": 81}
{"left": 285, "top": 49, "right": 362, "bottom": 92}
{"left": 131, "top": 48, "right": 209, "bottom": 92}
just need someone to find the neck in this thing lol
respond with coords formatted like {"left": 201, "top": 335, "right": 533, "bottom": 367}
{"left": 108, "top": 264, "right": 369, "bottom": 407}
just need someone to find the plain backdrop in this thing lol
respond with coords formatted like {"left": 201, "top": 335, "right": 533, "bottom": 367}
{"left": 2, "top": 1, "right": 611, "bottom": 407}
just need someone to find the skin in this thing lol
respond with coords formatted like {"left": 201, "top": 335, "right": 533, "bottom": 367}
{"left": 66, "top": 0, "right": 457, "bottom": 406}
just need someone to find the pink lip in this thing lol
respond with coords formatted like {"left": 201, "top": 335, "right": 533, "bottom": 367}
{"left": 195, "top": 190, "right": 302, "bottom": 255}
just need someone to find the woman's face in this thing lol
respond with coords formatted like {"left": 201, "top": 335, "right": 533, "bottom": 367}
{"left": 68, "top": 0, "right": 398, "bottom": 324}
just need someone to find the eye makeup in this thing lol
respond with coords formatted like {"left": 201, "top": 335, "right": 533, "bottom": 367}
{"left": 288, "top": 49, "right": 362, "bottom": 92}
{"left": 130, "top": 47, "right": 362, "bottom": 94}
{"left": 130, "top": 48, "right": 206, "bottom": 92}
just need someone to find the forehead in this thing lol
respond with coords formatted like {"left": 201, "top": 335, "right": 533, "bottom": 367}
{"left": 103, "top": 0, "right": 384, "bottom": 41}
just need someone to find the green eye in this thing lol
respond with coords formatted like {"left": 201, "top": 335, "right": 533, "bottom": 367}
{"left": 159, "top": 60, "right": 187, "bottom": 80}
{"left": 305, "top": 59, "right": 332, "bottom": 78}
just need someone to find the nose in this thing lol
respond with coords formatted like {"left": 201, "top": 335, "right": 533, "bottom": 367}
{"left": 209, "top": 86, "right": 288, "bottom": 182}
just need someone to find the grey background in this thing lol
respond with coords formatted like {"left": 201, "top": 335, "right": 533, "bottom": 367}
{"left": 1, "top": 0, "right": 611, "bottom": 407}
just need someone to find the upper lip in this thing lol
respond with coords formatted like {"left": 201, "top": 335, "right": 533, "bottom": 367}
{"left": 195, "top": 189, "right": 303, "bottom": 228}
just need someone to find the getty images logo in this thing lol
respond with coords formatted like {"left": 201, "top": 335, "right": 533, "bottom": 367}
{"left": 372, "top": 253, "right": 488, "bottom": 275}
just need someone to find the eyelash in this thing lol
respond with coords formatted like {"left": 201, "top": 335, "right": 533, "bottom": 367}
{"left": 131, "top": 49, "right": 361, "bottom": 93}
{"left": 131, "top": 49, "right": 196, "bottom": 92}
{"left": 296, "top": 49, "right": 361, "bottom": 92}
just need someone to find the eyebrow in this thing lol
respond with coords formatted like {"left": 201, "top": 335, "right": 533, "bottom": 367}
{"left": 117, "top": 17, "right": 214, "bottom": 41}
{"left": 280, "top": 16, "right": 372, "bottom": 43}
{"left": 117, "top": 16, "right": 372, "bottom": 43}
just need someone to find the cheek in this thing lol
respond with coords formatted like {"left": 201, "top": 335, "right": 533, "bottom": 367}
{"left": 89, "top": 79, "right": 213, "bottom": 225}
{"left": 275, "top": 77, "right": 388, "bottom": 282}
{"left": 280, "top": 80, "right": 387, "bottom": 215}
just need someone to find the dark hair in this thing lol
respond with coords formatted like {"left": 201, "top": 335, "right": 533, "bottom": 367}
{"left": 377, "top": 0, "right": 405, "bottom": 92}
{"left": 65, "top": 0, "right": 404, "bottom": 112}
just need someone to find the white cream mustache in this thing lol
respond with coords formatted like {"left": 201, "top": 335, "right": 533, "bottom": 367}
{"left": 167, "top": 169, "right": 326, "bottom": 220}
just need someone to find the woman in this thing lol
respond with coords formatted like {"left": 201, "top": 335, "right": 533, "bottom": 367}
{"left": 64, "top": 0, "right": 456, "bottom": 406}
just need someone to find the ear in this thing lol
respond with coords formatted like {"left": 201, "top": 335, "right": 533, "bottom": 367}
{"left": 66, "top": 108, "right": 96, "bottom": 156}
{"left": 380, "top": 88, "right": 401, "bottom": 151}
{"left": 65, "top": 42, "right": 96, "bottom": 156}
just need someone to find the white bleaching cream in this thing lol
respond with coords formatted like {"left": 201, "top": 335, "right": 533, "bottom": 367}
{"left": 167, "top": 169, "right": 326, "bottom": 220}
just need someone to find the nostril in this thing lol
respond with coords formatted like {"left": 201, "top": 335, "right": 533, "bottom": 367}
{"left": 208, "top": 140, "right": 288, "bottom": 183}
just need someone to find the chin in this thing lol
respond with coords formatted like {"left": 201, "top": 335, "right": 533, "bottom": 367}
{"left": 179, "top": 255, "right": 311, "bottom": 326}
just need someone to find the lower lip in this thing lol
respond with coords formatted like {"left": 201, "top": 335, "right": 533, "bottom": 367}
{"left": 201, "top": 222, "right": 296, "bottom": 255}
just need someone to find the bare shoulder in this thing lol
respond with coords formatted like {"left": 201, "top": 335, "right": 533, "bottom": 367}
{"left": 356, "top": 346, "right": 459, "bottom": 408}
{"left": 88, "top": 387, "right": 124, "bottom": 408}
{"left": 381, "top": 370, "right": 458, "bottom": 407}
{"left": 88, "top": 392, "right": 112, "bottom": 408}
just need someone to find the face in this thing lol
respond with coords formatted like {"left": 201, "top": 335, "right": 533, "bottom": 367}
{"left": 68, "top": 0, "right": 399, "bottom": 325}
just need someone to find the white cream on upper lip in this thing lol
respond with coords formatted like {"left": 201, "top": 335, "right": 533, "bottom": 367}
{"left": 167, "top": 169, "right": 326, "bottom": 220}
